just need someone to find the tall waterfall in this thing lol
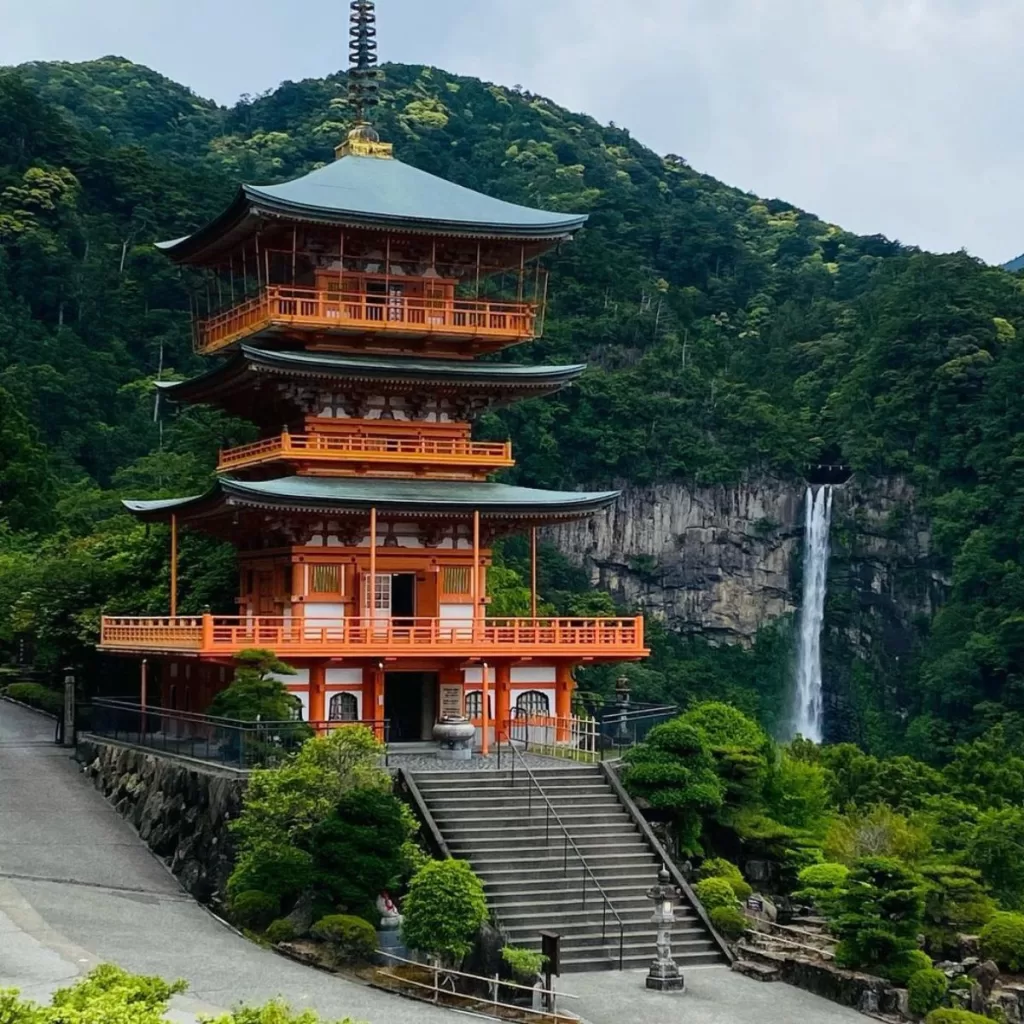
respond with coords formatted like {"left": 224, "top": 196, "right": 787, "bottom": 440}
{"left": 792, "top": 485, "right": 834, "bottom": 743}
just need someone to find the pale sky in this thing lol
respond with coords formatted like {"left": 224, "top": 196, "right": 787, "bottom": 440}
{"left": 1, "top": 0, "right": 1020, "bottom": 264}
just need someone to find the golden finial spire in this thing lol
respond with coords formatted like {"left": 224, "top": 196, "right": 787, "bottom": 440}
{"left": 337, "top": 0, "right": 393, "bottom": 159}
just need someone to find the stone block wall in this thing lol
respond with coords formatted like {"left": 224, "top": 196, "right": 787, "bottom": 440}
{"left": 77, "top": 738, "right": 246, "bottom": 906}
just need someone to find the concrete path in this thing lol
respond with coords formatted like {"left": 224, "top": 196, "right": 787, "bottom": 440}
{"left": 0, "top": 700, "right": 864, "bottom": 1024}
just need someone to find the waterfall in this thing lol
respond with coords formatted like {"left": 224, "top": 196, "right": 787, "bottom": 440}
{"left": 792, "top": 485, "right": 833, "bottom": 743}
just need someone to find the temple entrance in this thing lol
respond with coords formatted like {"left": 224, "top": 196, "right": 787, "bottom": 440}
{"left": 385, "top": 672, "right": 437, "bottom": 742}
{"left": 391, "top": 573, "right": 416, "bottom": 624}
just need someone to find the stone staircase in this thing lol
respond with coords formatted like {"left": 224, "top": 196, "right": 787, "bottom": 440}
{"left": 732, "top": 916, "right": 836, "bottom": 983}
{"left": 411, "top": 763, "right": 728, "bottom": 973}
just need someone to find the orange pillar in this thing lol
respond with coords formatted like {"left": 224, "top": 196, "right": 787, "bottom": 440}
{"left": 472, "top": 510, "right": 481, "bottom": 635}
{"left": 309, "top": 661, "right": 327, "bottom": 730}
{"left": 373, "top": 664, "right": 386, "bottom": 742}
{"left": 368, "top": 508, "right": 377, "bottom": 620}
{"left": 481, "top": 661, "right": 490, "bottom": 757}
{"left": 556, "top": 662, "right": 574, "bottom": 742}
{"left": 494, "top": 661, "right": 512, "bottom": 746}
{"left": 530, "top": 527, "right": 538, "bottom": 619}
{"left": 170, "top": 514, "right": 178, "bottom": 617}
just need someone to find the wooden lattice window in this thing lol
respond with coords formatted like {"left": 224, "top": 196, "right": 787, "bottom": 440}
{"left": 465, "top": 691, "right": 482, "bottom": 719}
{"left": 310, "top": 564, "right": 342, "bottom": 595}
{"left": 516, "top": 691, "right": 551, "bottom": 717}
{"left": 329, "top": 692, "right": 359, "bottom": 722}
{"left": 442, "top": 565, "right": 471, "bottom": 596}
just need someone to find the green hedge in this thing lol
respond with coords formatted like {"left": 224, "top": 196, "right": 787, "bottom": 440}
{"left": 4, "top": 682, "right": 63, "bottom": 715}
{"left": 925, "top": 1011, "right": 992, "bottom": 1024}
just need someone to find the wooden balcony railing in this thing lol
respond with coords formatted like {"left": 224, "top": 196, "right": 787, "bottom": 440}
{"left": 217, "top": 432, "right": 514, "bottom": 473}
{"left": 197, "top": 286, "right": 539, "bottom": 354}
{"left": 99, "top": 615, "right": 647, "bottom": 660}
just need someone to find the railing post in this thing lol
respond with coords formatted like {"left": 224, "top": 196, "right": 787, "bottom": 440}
{"left": 201, "top": 613, "right": 214, "bottom": 651}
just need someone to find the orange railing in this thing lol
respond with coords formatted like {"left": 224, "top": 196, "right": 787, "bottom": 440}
{"left": 197, "top": 286, "right": 539, "bottom": 353}
{"left": 100, "top": 615, "right": 647, "bottom": 659}
{"left": 217, "top": 433, "right": 514, "bottom": 473}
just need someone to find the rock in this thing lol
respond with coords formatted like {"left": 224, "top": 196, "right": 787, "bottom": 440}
{"left": 949, "top": 988, "right": 972, "bottom": 1011}
{"left": 993, "top": 988, "right": 1024, "bottom": 1024}
{"left": 747, "top": 894, "right": 778, "bottom": 925}
{"left": 283, "top": 891, "right": 318, "bottom": 938}
{"left": 958, "top": 934, "right": 982, "bottom": 959}
{"left": 970, "top": 959, "right": 1001, "bottom": 997}
{"left": 856, "top": 990, "right": 879, "bottom": 1015}
{"left": 745, "top": 860, "right": 777, "bottom": 886}
{"left": 463, "top": 921, "right": 509, "bottom": 982}
{"left": 75, "top": 738, "right": 245, "bottom": 904}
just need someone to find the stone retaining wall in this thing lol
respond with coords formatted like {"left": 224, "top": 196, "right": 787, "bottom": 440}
{"left": 77, "top": 737, "right": 246, "bottom": 905}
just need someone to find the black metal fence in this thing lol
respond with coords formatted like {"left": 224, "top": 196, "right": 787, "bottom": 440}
{"left": 87, "top": 699, "right": 389, "bottom": 770}
{"left": 595, "top": 703, "right": 678, "bottom": 756}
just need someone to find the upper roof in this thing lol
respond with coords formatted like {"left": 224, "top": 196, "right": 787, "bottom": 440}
{"left": 123, "top": 476, "right": 619, "bottom": 523}
{"left": 156, "top": 155, "right": 588, "bottom": 262}
{"left": 156, "top": 345, "right": 586, "bottom": 407}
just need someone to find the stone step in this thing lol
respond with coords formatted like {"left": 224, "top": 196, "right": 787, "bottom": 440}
{"left": 424, "top": 794, "right": 622, "bottom": 811}
{"left": 448, "top": 823, "right": 639, "bottom": 842}
{"left": 416, "top": 776, "right": 607, "bottom": 793}
{"left": 744, "top": 931, "right": 834, "bottom": 961}
{"left": 559, "top": 949, "right": 723, "bottom": 973}
{"left": 431, "top": 809, "right": 629, "bottom": 826}
{"left": 732, "top": 960, "right": 781, "bottom": 983}
{"left": 480, "top": 863, "right": 659, "bottom": 883}
{"left": 767, "top": 922, "right": 836, "bottom": 952}
{"left": 488, "top": 891, "right": 655, "bottom": 910}
{"left": 449, "top": 837, "right": 648, "bottom": 856}
{"left": 466, "top": 851, "right": 657, "bottom": 871}
{"left": 483, "top": 872, "right": 655, "bottom": 894}
{"left": 503, "top": 926, "right": 710, "bottom": 950}
{"left": 735, "top": 941, "right": 790, "bottom": 970}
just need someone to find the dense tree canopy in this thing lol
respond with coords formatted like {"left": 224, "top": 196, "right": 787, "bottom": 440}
{"left": 3, "top": 57, "right": 1024, "bottom": 751}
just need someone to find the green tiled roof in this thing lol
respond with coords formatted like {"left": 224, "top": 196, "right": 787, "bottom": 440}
{"left": 157, "top": 155, "right": 587, "bottom": 261}
{"left": 156, "top": 345, "right": 586, "bottom": 402}
{"left": 124, "top": 476, "right": 619, "bottom": 521}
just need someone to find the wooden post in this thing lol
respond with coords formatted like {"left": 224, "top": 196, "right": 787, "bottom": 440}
{"left": 472, "top": 511, "right": 481, "bottom": 630}
{"left": 495, "top": 661, "right": 511, "bottom": 746}
{"left": 481, "top": 660, "right": 490, "bottom": 757}
{"left": 556, "top": 662, "right": 573, "bottom": 742}
{"left": 292, "top": 224, "right": 298, "bottom": 284}
{"left": 140, "top": 658, "right": 148, "bottom": 715}
{"left": 368, "top": 507, "right": 377, "bottom": 619}
{"left": 170, "top": 513, "right": 178, "bottom": 617}
{"left": 475, "top": 242, "right": 482, "bottom": 298}
{"left": 530, "top": 526, "right": 538, "bottom": 619}
{"left": 309, "top": 661, "right": 327, "bottom": 726}
{"left": 518, "top": 244, "right": 525, "bottom": 301}
{"left": 255, "top": 233, "right": 262, "bottom": 288}
{"left": 229, "top": 254, "right": 235, "bottom": 302}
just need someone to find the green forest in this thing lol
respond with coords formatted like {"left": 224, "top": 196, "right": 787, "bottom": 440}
{"left": 2, "top": 56, "right": 1024, "bottom": 765}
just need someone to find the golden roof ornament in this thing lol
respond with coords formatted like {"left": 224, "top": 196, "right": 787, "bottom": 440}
{"left": 337, "top": 0, "right": 393, "bottom": 159}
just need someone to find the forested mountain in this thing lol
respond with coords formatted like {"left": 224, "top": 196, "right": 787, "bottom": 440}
{"left": 3, "top": 55, "right": 1024, "bottom": 760}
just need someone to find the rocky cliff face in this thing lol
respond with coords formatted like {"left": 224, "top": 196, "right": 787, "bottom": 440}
{"left": 550, "top": 476, "right": 947, "bottom": 741}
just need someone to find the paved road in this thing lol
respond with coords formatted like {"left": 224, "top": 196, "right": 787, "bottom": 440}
{"left": 0, "top": 700, "right": 863, "bottom": 1024}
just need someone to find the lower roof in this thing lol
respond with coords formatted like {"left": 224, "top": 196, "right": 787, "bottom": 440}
{"left": 157, "top": 346, "right": 586, "bottom": 407}
{"left": 124, "top": 475, "right": 619, "bottom": 523}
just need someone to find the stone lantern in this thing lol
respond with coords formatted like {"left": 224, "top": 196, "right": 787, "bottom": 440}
{"left": 614, "top": 674, "right": 632, "bottom": 747}
{"left": 645, "top": 865, "right": 684, "bottom": 992}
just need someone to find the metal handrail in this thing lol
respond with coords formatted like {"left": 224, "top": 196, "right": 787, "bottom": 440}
{"left": 497, "top": 723, "right": 625, "bottom": 970}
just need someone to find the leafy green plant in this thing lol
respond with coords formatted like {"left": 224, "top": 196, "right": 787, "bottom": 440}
{"left": 825, "top": 805, "right": 931, "bottom": 865}
{"left": 264, "top": 918, "right": 297, "bottom": 944}
{"left": 697, "top": 859, "right": 752, "bottom": 901}
{"left": 203, "top": 1000, "right": 357, "bottom": 1023}
{"left": 966, "top": 807, "right": 1024, "bottom": 909}
{"left": 694, "top": 876, "right": 737, "bottom": 911}
{"left": 886, "top": 949, "right": 934, "bottom": 987}
{"left": 208, "top": 649, "right": 305, "bottom": 725}
{"left": 310, "top": 914, "right": 377, "bottom": 964}
{"left": 622, "top": 719, "right": 725, "bottom": 854}
{"left": 908, "top": 968, "right": 949, "bottom": 1015}
{"left": 501, "top": 947, "right": 547, "bottom": 980}
{"left": 980, "top": 911, "right": 1024, "bottom": 971}
{"left": 309, "top": 787, "right": 411, "bottom": 919}
{"left": 919, "top": 864, "right": 995, "bottom": 956}
{"left": 830, "top": 858, "right": 926, "bottom": 976}
{"left": 924, "top": 1011, "right": 992, "bottom": 1024}
{"left": 401, "top": 860, "right": 488, "bottom": 966}
{"left": 794, "top": 862, "right": 849, "bottom": 914}
{"left": 228, "top": 890, "right": 279, "bottom": 930}
{"left": 709, "top": 905, "right": 748, "bottom": 940}
{"left": 3, "top": 682, "right": 63, "bottom": 714}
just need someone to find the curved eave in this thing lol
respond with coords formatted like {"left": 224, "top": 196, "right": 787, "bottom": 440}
{"left": 122, "top": 478, "right": 619, "bottom": 524}
{"left": 157, "top": 347, "right": 587, "bottom": 405}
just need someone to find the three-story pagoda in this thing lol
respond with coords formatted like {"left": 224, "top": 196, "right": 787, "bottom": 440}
{"left": 99, "top": 7, "right": 647, "bottom": 744}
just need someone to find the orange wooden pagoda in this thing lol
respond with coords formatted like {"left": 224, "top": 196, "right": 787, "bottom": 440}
{"left": 98, "top": 19, "right": 647, "bottom": 743}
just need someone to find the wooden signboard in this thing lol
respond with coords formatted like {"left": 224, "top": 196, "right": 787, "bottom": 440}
{"left": 439, "top": 684, "right": 464, "bottom": 719}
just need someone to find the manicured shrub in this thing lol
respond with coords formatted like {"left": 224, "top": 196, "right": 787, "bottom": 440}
{"left": 308, "top": 787, "right": 409, "bottom": 919}
{"left": 965, "top": 808, "right": 1024, "bottom": 914}
{"left": 908, "top": 968, "right": 949, "bottom": 1016}
{"left": 401, "top": 859, "right": 488, "bottom": 965}
{"left": 950, "top": 975, "right": 973, "bottom": 991}
{"left": 227, "top": 842, "right": 314, "bottom": 905}
{"left": 886, "top": 949, "right": 933, "bottom": 987}
{"left": 710, "top": 905, "right": 748, "bottom": 941}
{"left": 980, "top": 911, "right": 1024, "bottom": 971}
{"left": 501, "top": 947, "right": 547, "bottom": 980}
{"left": 924, "top": 1011, "right": 993, "bottom": 1024}
{"left": 794, "top": 862, "right": 849, "bottom": 914}
{"left": 265, "top": 918, "right": 297, "bottom": 944}
{"left": 920, "top": 864, "right": 995, "bottom": 957}
{"left": 4, "top": 682, "right": 63, "bottom": 715}
{"left": 310, "top": 914, "right": 377, "bottom": 964}
{"left": 209, "top": 649, "right": 305, "bottom": 724}
{"left": 694, "top": 876, "right": 737, "bottom": 911}
{"left": 830, "top": 857, "right": 926, "bottom": 977}
{"left": 698, "top": 859, "right": 752, "bottom": 902}
{"left": 229, "top": 890, "right": 280, "bottom": 930}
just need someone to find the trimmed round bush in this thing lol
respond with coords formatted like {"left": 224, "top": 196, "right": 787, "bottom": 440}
{"left": 908, "top": 968, "right": 949, "bottom": 1016}
{"left": 710, "top": 905, "right": 748, "bottom": 941}
{"left": 886, "top": 948, "right": 933, "bottom": 986}
{"left": 699, "top": 858, "right": 752, "bottom": 902}
{"left": 310, "top": 914, "right": 377, "bottom": 964}
{"left": 797, "top": 862, "right": 850, "bottom": 890}
{"left": 694, "top": 876, "right": 738, "bottom": 911}
{"left": 401, "top": 859, "right": 489, "bottom": 965}
{"left": 980, "top": 911, "right": 1024, "bottom": 971}
{"left": 265, "top": 918, "right": 297, "bottom": 944}
{"left": 229, "top": 890, "right": 279, "bottom": 930}
{"left": 925, "top": 1011, "right": 993, "bottom": 1024}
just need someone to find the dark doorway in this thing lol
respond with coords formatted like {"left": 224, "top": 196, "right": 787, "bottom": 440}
{"left": 385, "top": 672, "right": 436, "bottom": 742}
{"left": 392, "top": 573, "right": 416, "bottom": 623}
